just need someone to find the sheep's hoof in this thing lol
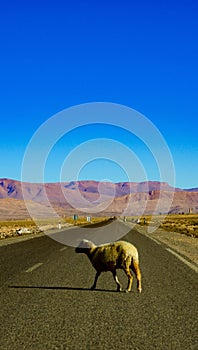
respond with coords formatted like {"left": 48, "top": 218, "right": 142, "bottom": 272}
{"left": 125, "top": 289, "right": 130, "bottom": 293}
{"left": 117, "top": 287, "right": 122, "bottom": 292}
{"left": 138, "top": 288, "right": 142, "bottom": 293}
{"left": 90, "top": 285, "right": 96, "bottom": 290}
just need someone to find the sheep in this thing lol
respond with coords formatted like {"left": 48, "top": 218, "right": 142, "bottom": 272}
{"left": 75, "top": 239, "right": 142, "bottom": 293}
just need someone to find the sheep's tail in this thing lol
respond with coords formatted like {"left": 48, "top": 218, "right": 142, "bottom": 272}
{"left": 131, "top": 254, "right": 142, "bottom": 293}
{"left": 132, "top": 247, "right": 139, "bottom": 264}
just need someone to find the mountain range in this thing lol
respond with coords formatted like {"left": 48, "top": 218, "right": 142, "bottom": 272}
{"left": 0, "top": 178, "right": 198, "bottom": 219}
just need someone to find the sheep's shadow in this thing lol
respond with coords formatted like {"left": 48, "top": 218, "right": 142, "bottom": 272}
{"left": 8, "top": 285, "right": 119, "bottom": 293}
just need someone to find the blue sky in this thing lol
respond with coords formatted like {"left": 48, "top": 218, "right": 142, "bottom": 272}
{"left": 0, "top": 0, "right": 197, "bottom": 189}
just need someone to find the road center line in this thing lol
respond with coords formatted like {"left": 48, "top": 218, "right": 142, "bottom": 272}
{"left": 59, "top": 247, "right": 67, "bottom": 252}
{"left": 166, "top": 248, "right": 198, "bottom": 273}
{"left": 25, "top": 263, "right": 43, "bottom": 273}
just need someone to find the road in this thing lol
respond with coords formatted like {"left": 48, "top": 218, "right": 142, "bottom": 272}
{"left": 0, "top": 221, "right": 197, "bottom": 350}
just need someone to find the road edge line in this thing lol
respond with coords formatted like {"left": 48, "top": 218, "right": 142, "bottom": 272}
{"left": 166, "top": 248, "right": 198, "bottom": 273}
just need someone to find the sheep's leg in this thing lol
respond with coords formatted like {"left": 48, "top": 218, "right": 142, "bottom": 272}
{"left": 122, "top": 257, "right": 133, "bottom": 292}
{"left": 132, "top": 261, "right": 142, "bottom": 293}
{"left": 112, "top": 270, "right": 122, "bottom": 292}
{"left": 123, "top": 268, "right": 133, "bottom": 292}
{"left": 90, "top": 271, "right": 100, "bottom": 290}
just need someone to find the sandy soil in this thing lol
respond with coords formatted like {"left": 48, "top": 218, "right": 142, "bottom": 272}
{"left": 0, "top": 222, "right": 72, "bottom": 242}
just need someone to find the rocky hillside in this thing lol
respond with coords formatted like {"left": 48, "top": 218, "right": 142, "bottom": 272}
{"left": 0, "top": 178, "right": 197, "bottom": 218}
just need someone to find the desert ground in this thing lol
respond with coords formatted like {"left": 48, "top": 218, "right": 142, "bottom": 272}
{"left": 129, "top": 213, "right": 198, "bottom": 238}
{"left": 0, "top": 216, "right": 109, "bottom": 239}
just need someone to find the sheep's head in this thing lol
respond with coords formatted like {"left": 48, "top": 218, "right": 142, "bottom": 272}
{"left": 75, "top": 239, "right": 95, "bottom": 254}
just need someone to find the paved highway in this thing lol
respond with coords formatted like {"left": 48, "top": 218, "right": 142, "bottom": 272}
{"left": 0, "top": 221, "right": 197, "bottom": 350}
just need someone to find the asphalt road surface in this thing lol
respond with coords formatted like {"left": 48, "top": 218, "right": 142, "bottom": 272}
{"left": 0, "top": 221, "right": 197, "bottom": 350}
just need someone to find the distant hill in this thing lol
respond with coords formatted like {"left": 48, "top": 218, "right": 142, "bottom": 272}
{"left": 0, "top": 178, "right": 197, "bottom": 219}
{"left": 184, "top": 188, "right": 198, "bottom": 192}
{"left": 0, "top": 178, "right": 187, "bottom": 200}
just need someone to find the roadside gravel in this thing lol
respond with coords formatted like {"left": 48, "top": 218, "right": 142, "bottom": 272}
{"left": 0, "top": 223, "right": 72, "bottom": 247}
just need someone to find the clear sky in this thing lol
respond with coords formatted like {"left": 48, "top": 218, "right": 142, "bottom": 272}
{"left": 0, "top": 0, "right": 197, "bottom": 189}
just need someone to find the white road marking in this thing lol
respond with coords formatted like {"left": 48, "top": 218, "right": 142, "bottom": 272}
{"left": 166, "top": 248, "right": 198, "bottom": 273}
{"left": 137, "top": 229, "right": 161, "bottom": 245}
{"left": 25, "top": 263, "right": 43, "bottom": 273}
{"left": 59, "top": 247, "right": 67, "bottom": 252}
{"left": 146, "top": 236, "right": 161, "bottom": 245}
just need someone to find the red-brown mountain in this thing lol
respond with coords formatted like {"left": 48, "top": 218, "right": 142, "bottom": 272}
{"left": 0, "top": 178, "right": 197, "bottom": 218}
{"left": 0, "top": 178, "right": 184, "bottom": 200}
